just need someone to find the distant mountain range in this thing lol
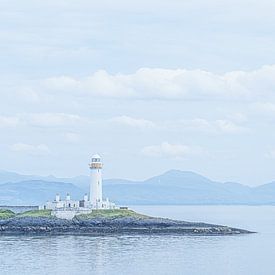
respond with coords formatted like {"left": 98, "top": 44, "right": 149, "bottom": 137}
{"left": 1, "top": 169, "right": 275, "bottom": 205}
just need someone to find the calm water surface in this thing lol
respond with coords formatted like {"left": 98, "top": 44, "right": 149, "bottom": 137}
{"left": 0, "top": 205, "right": 275, "bottom": 275}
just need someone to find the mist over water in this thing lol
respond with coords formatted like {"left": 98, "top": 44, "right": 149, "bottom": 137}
{"left": 1, "top": 205, "right": 275, "bottom": 275}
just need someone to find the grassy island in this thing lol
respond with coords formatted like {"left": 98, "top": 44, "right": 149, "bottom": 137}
{"left": 0, "top": 209, "right": 16, "bottom": 219}
{"left": 17, "top": 209, "right": 52, "bottom": 218}
{"left": 76, "top": 209, "right": 149, "bottom": 220}
{"left": 0, "top": 209, "right": 149, "bottom": 220}
{"left": 0, "top": 208, "right": 254, "bottom": 235}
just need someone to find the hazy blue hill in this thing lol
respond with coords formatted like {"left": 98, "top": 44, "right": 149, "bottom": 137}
{"left": 223, "top": 181, "right": 252, "bottom": 191}
{"left": 146, "top": 170, "right": 218, "bottom": 187}
{"left": 0, "top": 180, "right": 85, "bottom": 205}
{"left": 1, "top": 169, "right": 275, "bottom": 205}
{"left": 0, "top": 170, "right": 35, "bottom": 184}
{"left": 255, "top": 181, "right": 275, "bottom": 193}
{"left": 0, "top": 170, "right": 90, "bottom": 190}
{"left": 104, "top": 170, "right": 256, "bottom": 205}
{"left": 104, "top": 178, "right": 139, "bottom": 185}
{"left": 253, "top": 182, "right": 275, "bottom": 204}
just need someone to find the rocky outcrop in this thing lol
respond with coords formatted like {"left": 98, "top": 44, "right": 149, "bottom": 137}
{"left": 0, "top": 216, "right": 254, "bottom": 235}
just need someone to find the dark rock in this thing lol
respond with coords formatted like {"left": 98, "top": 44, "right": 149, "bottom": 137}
{"left": 0, "top": 216, "right": 254, "bottom": 235}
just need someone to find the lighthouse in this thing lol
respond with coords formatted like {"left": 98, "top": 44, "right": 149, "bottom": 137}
{"left": 89, "top": 154, "right": 103, "bottom": 208}
{"left": 41, "top": 153, "right": 116, "bottom": 217}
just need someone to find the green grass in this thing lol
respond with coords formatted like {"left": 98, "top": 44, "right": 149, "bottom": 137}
{"left": 0, "top": 209, "right": 150, "bottom": 220}
{"left": 18, "top": 209, "right": 52, "bottom": 218}
{"left": 76, "top": 209, "right": 149, "bottom": 220}
{"left": 0, "top": 209, "right": 16, "bottom": 219}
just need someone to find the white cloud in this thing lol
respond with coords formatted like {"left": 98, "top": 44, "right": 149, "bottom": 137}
{"left": 40, "top": 65, "right": 275, "bottom": 101}
{"left": 0, "top": 113, "right": 89, "bottom": 130}
{"left": 215, "top": 120, "right": 247, "bottom": 134}
{"left": 110, "top": 116, "right": 155, "bottom": 129}
{"left": 11, "top": 143, "right": 50, "bottom": 156}
{"left": 265, "top": 150, "right": 275, "bottom": 159}
{"left": 0, "top": 116, "right": 19, "bottom": 127}
{"left": 141, "top": 142, "right": 204, "bottom": 158}
{"left": 175, "top": 118, "right": 248, "bottom": 134}
{"left": 227, "top": 112, "right": 248, "bottom": 124}
{"left": 0, "top": 112, "right": 247, "bottom": 135}
{"left": 22, "top": 113, "right": 85, "bottom": 128}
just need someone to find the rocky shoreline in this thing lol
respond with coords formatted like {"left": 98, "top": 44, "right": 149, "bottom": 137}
{"left": 0, "top": 214, "right": 254, "bottom": 236}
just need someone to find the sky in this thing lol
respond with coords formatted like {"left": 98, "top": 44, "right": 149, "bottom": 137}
{"left": 1, "top": 0, "right": 275, "bottom": 186}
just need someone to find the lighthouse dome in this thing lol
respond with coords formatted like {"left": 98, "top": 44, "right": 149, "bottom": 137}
{"left": 91, "top": 154, "right": 101, "bottom": 163}
{"left": 92, "top": 154, "right": 101, "bottom": 159}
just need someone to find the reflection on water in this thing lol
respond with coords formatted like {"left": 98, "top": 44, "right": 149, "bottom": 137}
{"left": 0, "top": 234, "right": 222, "bottom": 275}
{"left": 1, "top": 205, "right": 275, "bottom": 275}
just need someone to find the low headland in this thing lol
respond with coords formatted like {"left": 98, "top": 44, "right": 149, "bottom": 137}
{"left": 0, "top": 209, "right": 254, "bottom": 235}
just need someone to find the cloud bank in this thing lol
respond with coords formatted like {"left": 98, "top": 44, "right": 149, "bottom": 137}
{"left": 110, "top": 116, "right": 156, "bottom": 129}
{"left": 11, "top": 143, "right": 50, "bottom": 156}
{"left": 39, "top": 65, "right": 275, "bottom": 101}
{"left": 141, "top": 142, "right": 205, "bottom": 158}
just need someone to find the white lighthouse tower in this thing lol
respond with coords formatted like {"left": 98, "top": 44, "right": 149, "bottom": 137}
{"left": 40, "top": 153, "right": 116, "bottom": 217}
{"left": 89, "top": 154, "right": 103, "bottom": 209}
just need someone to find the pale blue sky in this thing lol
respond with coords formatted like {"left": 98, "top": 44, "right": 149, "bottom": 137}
{"left": 1, "top": 0, "right": 275, "bottom": 186}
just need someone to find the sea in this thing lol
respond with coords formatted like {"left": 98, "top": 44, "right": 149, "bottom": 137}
{"left": 0, "top": 205, "right": 275, "bottom": 275}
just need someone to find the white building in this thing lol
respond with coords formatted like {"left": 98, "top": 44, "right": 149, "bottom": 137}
{"left": 41, "top": 154, "right": 116, "bottom": 218}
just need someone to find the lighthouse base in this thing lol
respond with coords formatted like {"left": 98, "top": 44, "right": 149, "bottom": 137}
{"left": 91, "top": 199, "right": 116, "bottom": 210}
{"left": 40, "top": 195, "right": 116, "bottom": 219}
